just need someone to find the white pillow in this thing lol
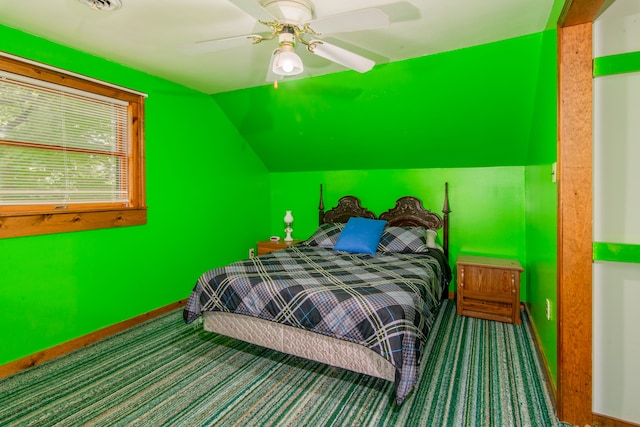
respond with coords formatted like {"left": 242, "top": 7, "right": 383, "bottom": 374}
{"left": 425, "top": 229, "right": 444, "bottom": 252}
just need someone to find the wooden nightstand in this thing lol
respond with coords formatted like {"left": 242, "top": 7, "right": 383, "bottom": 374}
{"left": 456, "top": 255, "right": 523, "bottom": 324}
{"left": 256, "top": 239, "right": 302, "bottom": 256}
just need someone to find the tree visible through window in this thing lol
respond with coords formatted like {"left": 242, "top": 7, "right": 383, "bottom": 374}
{"left": 0, "top": 54, "right": 146, "bottom": 239}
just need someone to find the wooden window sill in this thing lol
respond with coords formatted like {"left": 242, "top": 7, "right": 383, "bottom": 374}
{"left": 0, "top": 208, "right": 147, "bottom": 239}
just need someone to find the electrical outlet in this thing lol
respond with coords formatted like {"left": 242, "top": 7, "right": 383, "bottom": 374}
{"left": 545, "top": 299, "right": 551, "bottom": 320}
{"left": 249, "top": 248, "right": 255, "bottom": 258}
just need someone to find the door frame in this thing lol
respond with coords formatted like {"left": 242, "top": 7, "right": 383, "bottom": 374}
{"left": 556, "top": 1, "right": 605, "bottom": 424}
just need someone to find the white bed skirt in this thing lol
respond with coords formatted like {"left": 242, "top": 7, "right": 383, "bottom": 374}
{"left": 203, "top": 311, "right": 396, "bottom": 382}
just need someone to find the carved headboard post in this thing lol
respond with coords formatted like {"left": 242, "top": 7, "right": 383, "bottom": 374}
{"left": 319, "top": 184, "right": 325, "bottom": 226}
{"left": 442, "top": 182, "right": 451, "bottom": 259}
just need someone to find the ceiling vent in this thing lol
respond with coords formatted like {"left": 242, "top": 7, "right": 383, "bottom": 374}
{"left": 77, "top": 0, "right": 122, "bottom": 11}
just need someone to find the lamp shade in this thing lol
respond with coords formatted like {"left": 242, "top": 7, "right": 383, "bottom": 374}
{"left": 273, "top": 47, "right": 303, "bottom": 76}
{"left": 284, "top": 210, "right": 294, "bottom": 224}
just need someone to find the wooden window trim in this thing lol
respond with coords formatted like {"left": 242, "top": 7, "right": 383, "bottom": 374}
{"left": 0, "top": 54, "right": 146, "bottom": 239}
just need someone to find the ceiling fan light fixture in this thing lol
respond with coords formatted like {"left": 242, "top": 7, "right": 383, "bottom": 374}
{"left": 273, "top": 44, "right": 303, "bottom": 76}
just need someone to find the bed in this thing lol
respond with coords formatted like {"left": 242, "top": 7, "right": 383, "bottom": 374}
{"left": 184, "top": 184, "right": 451, "bottom": 404}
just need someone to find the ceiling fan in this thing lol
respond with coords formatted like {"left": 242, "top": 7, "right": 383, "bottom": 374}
{"left": 182, "top": 0, "right": 390, "bottom": 83}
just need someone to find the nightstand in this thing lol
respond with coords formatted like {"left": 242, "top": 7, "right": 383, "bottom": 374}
{"left": 456, "top": 255, "right": 523, "bottom": 324}
{"left": 256, "top": 239, "right": 302, "bottom": 256}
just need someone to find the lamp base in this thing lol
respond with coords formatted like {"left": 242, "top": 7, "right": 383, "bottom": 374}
{"left": 284, "top": 226, "right": 293, "bottom": 242}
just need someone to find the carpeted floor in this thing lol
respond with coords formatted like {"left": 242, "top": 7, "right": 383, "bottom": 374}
{"left": 0, "top": 300, "right": 568, "bottom": 426}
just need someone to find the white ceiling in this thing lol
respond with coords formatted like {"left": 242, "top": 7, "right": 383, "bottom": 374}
{"left": 0, "top": 0, "right": 557, "bottom": 94}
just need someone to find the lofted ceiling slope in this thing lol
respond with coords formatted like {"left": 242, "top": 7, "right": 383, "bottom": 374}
{"left": 213, "top": 32, "right": 557, "bottom": 172}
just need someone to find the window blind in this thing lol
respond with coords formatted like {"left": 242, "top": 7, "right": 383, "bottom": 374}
{"left": 0, "top": 70, "right": 130, "bottom": 206}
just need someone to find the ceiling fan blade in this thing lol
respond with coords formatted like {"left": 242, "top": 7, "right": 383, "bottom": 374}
{"left": 228, "top": 0, "right": 276, "bottom": 22}
{"left": 310, "top": 41, "right": 375, "bottom": 73}
{"left": 180, "top": 34, "right": 261, "bottom": 55}
{"left": 308, "top": 8, "right": 390, "bottom": 35}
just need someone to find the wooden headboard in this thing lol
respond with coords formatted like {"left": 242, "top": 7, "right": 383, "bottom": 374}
{"left": 318, "top": 183, "right": 451, "bottom": 257}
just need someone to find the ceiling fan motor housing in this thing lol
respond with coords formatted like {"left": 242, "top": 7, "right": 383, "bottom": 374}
{"left": 278, "top": 30, "right": 296, "bottom": 46}
{"left": 262, "top": 0, "right": 312, "bottom": 25}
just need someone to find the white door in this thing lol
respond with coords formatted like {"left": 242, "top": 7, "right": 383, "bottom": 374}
{"left": 593, "top": 1, "right": 640, "bottom": 423}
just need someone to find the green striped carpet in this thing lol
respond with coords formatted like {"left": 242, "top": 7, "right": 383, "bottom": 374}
{"left": 0, "top": 301, "right": 568, "bottom": 426}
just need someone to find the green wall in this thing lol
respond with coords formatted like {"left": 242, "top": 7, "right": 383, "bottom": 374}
{"left": 214, "top": 33, "right": 547, "bottom": 172}
{"left": 269, "top": 167, "right": 528, "bottom": 295}
{"left": 524, "top": 29, "right": 559, "bottom": 383}
{"left": 524, "top": 165, "right": 558, "bottom": 382}
{"left": 0, "top": 25, "right": 270, "bottom": 366}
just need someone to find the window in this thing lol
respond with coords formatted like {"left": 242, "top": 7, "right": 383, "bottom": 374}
{"left": 0, "top": 54, "right": 146, "bottom": 238}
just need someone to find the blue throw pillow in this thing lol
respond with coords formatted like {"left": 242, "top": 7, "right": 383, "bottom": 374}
{"left": 333, "top": 217, "right": 387, "bottom": 254}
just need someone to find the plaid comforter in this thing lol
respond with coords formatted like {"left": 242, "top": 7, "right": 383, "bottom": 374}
{"left": 184, "top": 245, "right": 448, "bottom": 404}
